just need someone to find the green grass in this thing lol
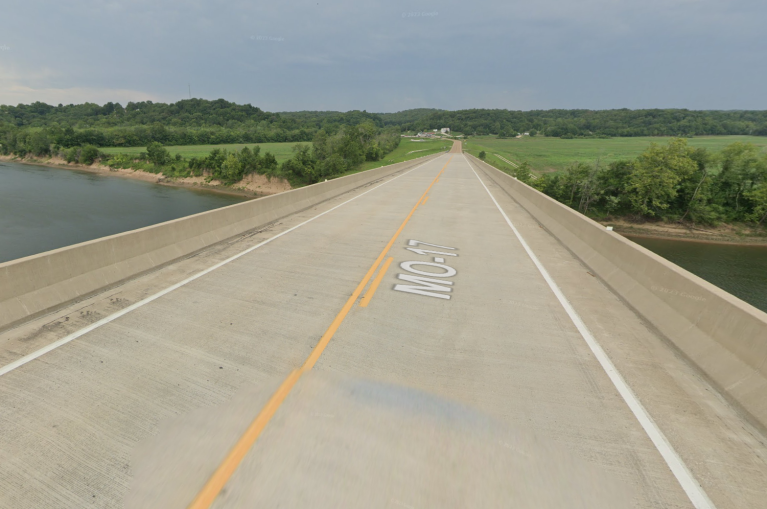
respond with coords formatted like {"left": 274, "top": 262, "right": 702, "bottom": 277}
{"left": 98, "top": 139, "right": 451, "bottom": 188}
{"left": 98, "top": 139, "right": 450, "bottom": 171}
{"left": 99, "top": 142, "right": 300, "bottom": 163}
{"left": 356, "top": 139, "right": 450, "bottom": 173}
{"left": 463, "top": 135, "right": 767, "bottom": 174}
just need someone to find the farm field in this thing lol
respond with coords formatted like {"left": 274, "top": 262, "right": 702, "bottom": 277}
{"left": 355, "top": 138, "right": 450, "bottom": 173}
{"left": 99, "top": 142, "right": 298, "bottom": 163}
{"left": 463, "top": 135, "right": 767, "bottom": 174}
{"left": 98, "top": 138, "right": 450, "bottom": 171}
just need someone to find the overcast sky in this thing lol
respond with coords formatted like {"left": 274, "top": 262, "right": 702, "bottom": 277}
{"left": 1, "top": 0, "right": 765, "bottom": 111}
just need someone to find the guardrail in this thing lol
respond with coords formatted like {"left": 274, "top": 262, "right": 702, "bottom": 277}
{"left": 468, "top": 153, "right": 767, "bottom": 433}
{"left": 0, "top": 153, "right": 444, "bottom": 332}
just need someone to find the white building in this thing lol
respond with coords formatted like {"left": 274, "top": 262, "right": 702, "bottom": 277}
{"left": 440, "top": 127, "right": 450, "bottom": 134}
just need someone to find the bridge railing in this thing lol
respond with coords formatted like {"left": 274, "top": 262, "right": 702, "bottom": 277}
{"left": 0, "top": 153, "right": 444, "bottom": 334}
{"left": 469, "top": 153, "right": 767, "bottom": 434}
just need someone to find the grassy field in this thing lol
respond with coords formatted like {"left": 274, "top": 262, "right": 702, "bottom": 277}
{"left": 356, "top": 138, "right": 450, "bottom": 173}
{"left": 99, "top": 142, "right": 300, "bottom": 163}
{"left": 99, "top": 139, "right": 451, "bottom": 170}
{"left": 463, "top": 135, "right": 767, "bottom": 174}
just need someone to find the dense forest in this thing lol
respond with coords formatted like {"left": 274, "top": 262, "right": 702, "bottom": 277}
{"left": 489, "top": 139, "right": 767, "bottom": 226}
{"left": 2, "top": 100, "right": 767, "bottom": 159}
{"left": 409, "top": 109, "right": 767, "bottom": 138}
{"left": 0, "top": 100, "right": 386, "bottom": 151}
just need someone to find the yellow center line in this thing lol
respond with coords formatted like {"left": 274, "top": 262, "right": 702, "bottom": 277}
{"left": 359, "top": 257, "right": 394, "bottom": 307}
{"left": 422, "top": 195, "right": 429, "bottom": 205}
{"left": 186, "top": 155, "right": 452, "bottom": 509}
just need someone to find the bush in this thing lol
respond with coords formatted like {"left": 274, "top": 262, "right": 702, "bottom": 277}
{"left": 147, "top": 142, "right": 171, "bottom": 166}
{"left": 65, "top": 147, "right": 79, "bottom": 163}
{"left": 80, "top": 145, "right": 100, "bottom": 165}
{"left": 478, "top": 151, "right": 486, "bottom": 160}
{"left": 106, "top": 153, "right": 134, "bottom": 169}
{"left": 219, "top": 154, "right": 244, "bottom": 183}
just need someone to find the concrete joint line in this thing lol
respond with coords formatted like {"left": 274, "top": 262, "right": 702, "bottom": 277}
{"left": 0, "top": 156, "right": 442, "bottom": 379}
{"left": 464, "top": 155, "right": 716, "bottom": 509}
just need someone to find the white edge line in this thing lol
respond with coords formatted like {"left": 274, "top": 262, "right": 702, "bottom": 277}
{"left": 464, "top": 155, "right": 715, "bottom": 509}
{"left": 0, "top": 156, "right": 441, "bottom": 378}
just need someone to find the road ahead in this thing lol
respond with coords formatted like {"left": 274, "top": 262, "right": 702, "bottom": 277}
{"left": 1, "top": 144, "right": 767, "bottom": 508}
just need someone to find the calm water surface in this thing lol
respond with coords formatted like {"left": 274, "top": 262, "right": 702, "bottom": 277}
{"left": 628, "top": 236, "right": 767, "bottom": 313}
{"left": 0, "top": 161, "right": 246, "bottom": 263}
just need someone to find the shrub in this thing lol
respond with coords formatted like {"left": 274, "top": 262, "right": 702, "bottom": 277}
{"left": 80, "top": 145, "right": 100, "bottom": 165}
{"left": 147, "top": 142, "right": 171, "bottom": 166}
{"left": 65, "top": 147, "right": 79, "bottom": 163}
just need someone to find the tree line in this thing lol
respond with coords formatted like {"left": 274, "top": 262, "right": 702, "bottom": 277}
{"left": 71, "top": 122, "right": 402, "bottom": 187}
{"left": 407, "top": 109, "right": 767, "bottom": 138}
{"left": 504, "top": 139, "right": 767, "bottom": 226}
{"left": 0, "top": 99, "right": 387, "bottom": 154}
{"left": 3, "top": 100, "right": 767, "bottom": 160}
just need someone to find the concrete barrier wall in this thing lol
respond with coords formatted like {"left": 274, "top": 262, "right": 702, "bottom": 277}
{"left": 0, "top": 153, "right": 443, "bottom": 332}
{"left": 468, "top": 154, "right": 767, "bottom": 431}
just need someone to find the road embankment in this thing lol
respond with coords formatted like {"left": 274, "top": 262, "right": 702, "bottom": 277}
{"left": 0, "top": 153, "right": 443, "bottom": 333}
{"left": 467, "top": 153, "right": 767, "bottom": 434}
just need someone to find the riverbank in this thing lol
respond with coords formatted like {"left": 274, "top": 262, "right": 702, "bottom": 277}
{"left": 0, "top": 155, "right": 292, "bottom": 199}
{"left": 602, "top": 217, "right": 767, "bottom": 246}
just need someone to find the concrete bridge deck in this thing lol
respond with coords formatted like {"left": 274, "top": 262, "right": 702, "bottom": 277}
{"left": 1, "top": 147, "right": 767, "bottom": 508}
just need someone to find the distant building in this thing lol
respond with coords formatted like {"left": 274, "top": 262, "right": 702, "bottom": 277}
{"left": 440, "top": 127, "right": 450, "bottom": 134}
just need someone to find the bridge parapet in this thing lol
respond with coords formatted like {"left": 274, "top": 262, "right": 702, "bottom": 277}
{"left": 469, "top": 154, "right": 767, "bottom": 433}
{"left": 0, "top": 153, "right": 443, "bottom": 333}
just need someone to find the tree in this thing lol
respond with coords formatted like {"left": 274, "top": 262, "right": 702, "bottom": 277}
{"left": 219, "top": 154, "right": 244, "bottom": 183}
{"left": 561, "top": 162, "right": 591, "bottom": 206}
{"left": 513, "top": 161, "right": 533, "bottom": 184}
{"left": 65, "top": 147, "right": 79, "bottom": 163}
{"left": 28, "top": 131, "right": 51, "bottom": 157}
{"left": 746, "top": 184, "right": 767, "bottom": 225}
{"left": 146, "top": 142, "right": 171, "bottom": 166}
{"left": 364, "top": 141, "right": 382, "bottom": 161}
{"left": 626, "top": 139, "right": 697, "bottom": 216}
{"left": 478, "top": 151, "right": 486, "bottom": 160}
{"left": 261, "top": 152, "right": 278, "bottom": 175}
{"left": 713, "top": 142, "right": 762, "bottom": 218}
{"left": 312, "top": 130, "right": 331, "bottom": 161}
{"left": 577, "top": 159, "right": 605, "bottom": 213}
{"left": 338, "top": 126, "right": 365, "bottom": 167}
{"left": 238, "top": 146, "right": 262, "bottom": 174}
{"left": 596, "top": 160, "right": 634, "bottom": 214}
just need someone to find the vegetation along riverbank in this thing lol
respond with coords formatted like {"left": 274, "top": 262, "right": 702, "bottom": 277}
{"left": 0, "top": 130, "right": 449, "bottom": 197}
{"left": 466, "top": 137, "right": 767, "bottom": 245}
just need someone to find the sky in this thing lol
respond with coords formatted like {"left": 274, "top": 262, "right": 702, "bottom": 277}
{"left": 0, "top": 0, "right": 765, "bottom": 112}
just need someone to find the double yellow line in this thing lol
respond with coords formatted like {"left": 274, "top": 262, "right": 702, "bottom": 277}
{"left": 186, "top": 156, "right": 452, "bottom": 509}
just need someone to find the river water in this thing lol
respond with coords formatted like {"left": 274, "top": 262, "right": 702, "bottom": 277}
{"left": 628, "top": 236, "right": 767, "bottom": 313}
{"left": 0, "top": 161, "right": 245, "bottom": 264}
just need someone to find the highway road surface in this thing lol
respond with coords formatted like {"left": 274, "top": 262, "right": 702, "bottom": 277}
{"left": 1, "top": 142, "right": 767, "bottom": 508}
